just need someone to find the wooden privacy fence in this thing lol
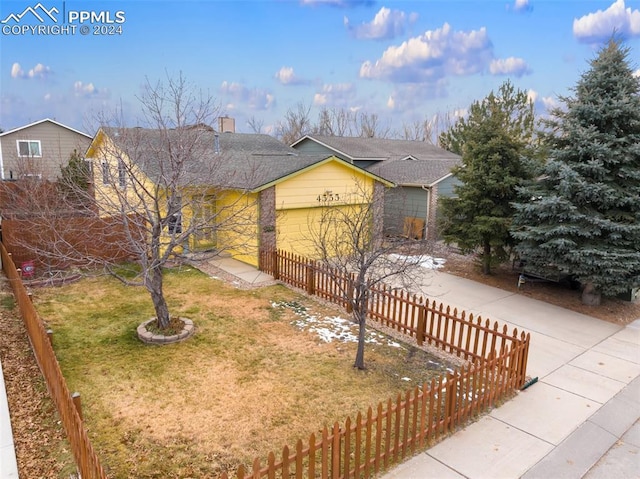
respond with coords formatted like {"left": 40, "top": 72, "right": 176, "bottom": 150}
{"left": 235, "top": 249, "right": 531, "bottom": 479}
{"left": 1, "top": 242, "right": 107, "bottom": 479}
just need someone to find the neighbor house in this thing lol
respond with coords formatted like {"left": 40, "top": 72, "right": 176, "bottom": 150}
{"left": 290, "top": 135, "right": 461, "bottom": 240}
{"left": 0, "top": 118, "right": 92, "bottom": 181}
{"left": 85, "top": 122, "right": 393, "bottom": 267}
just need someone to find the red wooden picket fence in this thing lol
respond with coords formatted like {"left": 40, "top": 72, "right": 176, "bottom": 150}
{"left": 260, "top": 249, "right": 530, "bottom": 367}
{"left": 2, "top": 241, "right": 529, "bottom": 479}
{"left": 1, "top": 242, "right": 108, "bottom": 478}
{"left": 221, "top": 249, "right": 531, "bottom": 479}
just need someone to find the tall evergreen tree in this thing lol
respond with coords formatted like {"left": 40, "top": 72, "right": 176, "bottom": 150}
{"left": 512, "top": 39, "right": 640, "bottom": 304}
{"left": 439, "top": 81, "right": 537, "bottom": 274}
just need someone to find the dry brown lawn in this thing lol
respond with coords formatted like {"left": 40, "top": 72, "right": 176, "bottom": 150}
{"left": 29, "top": 265, "right": 458, "bottom": 478}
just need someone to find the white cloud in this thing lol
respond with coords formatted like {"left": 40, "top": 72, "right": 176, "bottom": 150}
{"left": 11, "top": 62, "right": 52, "bottom": 79}
{"left": 634, "top": 69, "right": 640, "bottom": 77}
{"left": 73, "top": 81, "right": 109, "bottom": 99}
{"left": 28, "top": 63, "right": 51, "bottom": 79}
{"left": 10, "top": 62, "right": 24, "bottom": 79}
{"left": 573, "top": 0, "right": 640, "bottom": 43}
{"left": 541, "top": 96, "right": 558, "bottom": 111}
{"left": 274, "top": 66, "right": 308, "bottom": 85}
{"left": 74, "top": 81, "right": 96, "bottom": 95}
{"left": 345, "top": 7, "right": 416, "bottom": 40}
{"left": 386, "top": 81, "right": 448, "bottom": 112}
{"left": 489, "top": 57, "right": 531, "bottom": 76}
{"left": 220, "top": 81, "right": 275, "bottom": 110}
{"left": 524, "top": 89, "right": 557, "bottom": 114}
{"left": 513, "top": 0, "right": 532, "bottom": 13}
{"left": 313, "top": 83, "right": 356, "bottom": 107}
{"left": 359, "top": 23, "right": 493, "bottom": 83}
{"left": 275, "top": 67, "right": 295, "bottom": 84}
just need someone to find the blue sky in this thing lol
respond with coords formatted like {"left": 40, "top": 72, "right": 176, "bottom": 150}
{"left": 1, "top": 0, "right": 639, "bottom": 136}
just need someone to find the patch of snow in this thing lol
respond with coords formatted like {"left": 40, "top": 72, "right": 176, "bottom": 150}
{"left": 401, "top": 377, "right": 411, "bottom": 381}
{"left": 272, "top": 301, "right": 405, "bottom": 347}
{"left": 388, "top": 254, "right": 446, "bottom": 270}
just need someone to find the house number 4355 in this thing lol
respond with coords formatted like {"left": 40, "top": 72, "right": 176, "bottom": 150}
{"left": 317, "top": 192, "right": 340, "bottom": 202}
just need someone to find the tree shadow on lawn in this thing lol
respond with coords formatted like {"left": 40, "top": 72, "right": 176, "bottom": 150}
{"left": 33, "top": 266, "right": 462, "bottom": 478}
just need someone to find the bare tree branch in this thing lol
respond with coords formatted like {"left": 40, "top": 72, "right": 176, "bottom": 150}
{"left": 303, "top": 179, "right": 432, "bottom": 369}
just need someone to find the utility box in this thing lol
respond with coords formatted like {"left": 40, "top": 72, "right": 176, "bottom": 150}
{"left": 617, "top": 287, "right": 639, "bottom": 302}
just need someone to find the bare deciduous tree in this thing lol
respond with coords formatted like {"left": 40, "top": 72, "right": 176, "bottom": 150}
{"left": 3, "top": 73, "right": 258, "bottom": 331}
{"left": 275, "top": 105, "right": 393, "bottom": 144}
{"left": 305, "top": 180, "right": 430, "bottom": 369}
{"left": 247, "top": 115, "right": 265, "bottom": 134}
{"left": 275, "top": 101, "right": 313, "bottom": 145}
{"left": 357, "top": 111, "right": 391, "bottom": 139}
{"left": 399, "top": 112, "right": 458, "bottom": 144}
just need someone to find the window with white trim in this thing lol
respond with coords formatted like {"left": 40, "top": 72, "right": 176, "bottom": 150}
{"left": 17, "top": 140, "right": 42, "bottom": 157}
{"left": 101, "top": 161, "right": 110, "bottom": 184}
{"left": 167, "top": 196, "right": 183, "bottom": 234}
{"left": 117, "top": 159, "right": 126, "bottom": 187}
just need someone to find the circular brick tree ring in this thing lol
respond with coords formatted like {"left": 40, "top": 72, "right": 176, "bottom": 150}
{"left": 136, "top": 317, "right": 195, "bottom": 345}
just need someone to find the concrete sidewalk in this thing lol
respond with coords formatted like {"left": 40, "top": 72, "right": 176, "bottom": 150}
{"left": 381, "top": 271, "right": 640, "bottom": 479}
{"left": 188, "top": 254, "right": 275, "bottom": 287}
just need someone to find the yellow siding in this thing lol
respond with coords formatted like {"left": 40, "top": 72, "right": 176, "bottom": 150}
{"left": 215, "top": 190, "right": 259, "bottom": 266}
{"left": 276, "top": 205, "right": 365, "bottom": 258}
{"left": 86, "top": 140, "right": 381, "bottom": 266}
{"left": 87, "top": 133, "right": 151, "bottom": 219}
{"left": 275, "top": 159, "right": 375, "bottom": 258}
{"left": 275, "top": 161, "right": 373, "bottom": 210}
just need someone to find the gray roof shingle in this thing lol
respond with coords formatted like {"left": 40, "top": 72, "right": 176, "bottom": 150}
{"left": 368, "top": 158, "right": 459, "bottom": 186}
{"left": 100, "top": 127, "right": 378, "bottom": 191}
{"left": 298, "top": 135, "right": 461, "bottom": 161}
{"left": 294, "top": 135, "right": 461, "bottom": 185}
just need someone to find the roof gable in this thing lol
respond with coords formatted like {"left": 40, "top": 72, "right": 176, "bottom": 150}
{"left": 368, "top": 158, "right": 459, "bottom": 186}
{"left": 89, "top": 127, "right": 393, "bottom": 191}
{"left": 252, "top": 155, "right": 394, "bottom": 192}
{"left": 291, "top": 135, "right": 461, "bottom": 162}
{"left": 0, "top": 118, "right": 92, "bottom": 139}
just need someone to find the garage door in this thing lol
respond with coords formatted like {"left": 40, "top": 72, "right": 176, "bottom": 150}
{"left": 276, "top": 204, "right": 363, "bottom": 258}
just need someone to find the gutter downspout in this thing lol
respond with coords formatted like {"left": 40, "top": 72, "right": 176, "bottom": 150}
{"left": 421, "top": 184, "right": 431, "bottom": 240}
{"left": 0, "top": 140, "right": 4, "bottom": 180}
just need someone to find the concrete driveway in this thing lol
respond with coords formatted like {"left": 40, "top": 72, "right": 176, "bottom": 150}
{"left": 380, "top": 271, "right": 640, "bottom": 479}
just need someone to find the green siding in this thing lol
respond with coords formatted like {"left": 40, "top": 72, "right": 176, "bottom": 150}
{"left": 292, "top": 141, "right": 335, "bottom": 156}
{"left": 383, "top": 186, "right": 427, "bottom": 236}
{"left": 437, "top": 175, "right": 461, "bottom": 198}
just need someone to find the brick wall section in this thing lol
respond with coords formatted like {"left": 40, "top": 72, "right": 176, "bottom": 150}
{"left": 426, "top": 184, "right": 439, "bottom": 241}
{"left": 258, "top": 187, "right": 276, "bottom": 263}
{"left": 373, "top": 182, "right": 385, "bottom": 247}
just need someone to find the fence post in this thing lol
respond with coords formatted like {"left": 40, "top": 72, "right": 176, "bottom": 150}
{"left": 306, "top": 261, "right": 315, "bottom": 296}
{"left": 72, "top": 392, "right": 83, "bottom": 421}
{"left": 416, "top": 300, "right": 426, "bottom": 346}
{"left": 444, "top": 372, "right": 457, "bottom": 433}
{"left": 272, "top": 250, "right": 279, "bottom": 280}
